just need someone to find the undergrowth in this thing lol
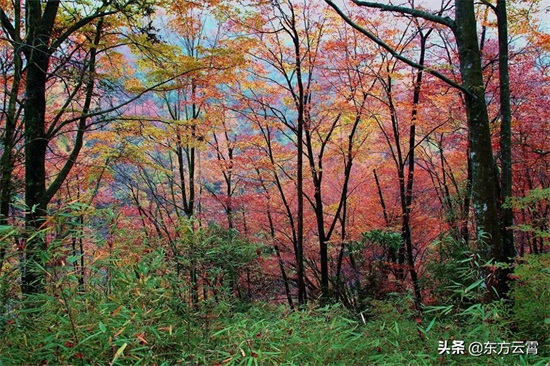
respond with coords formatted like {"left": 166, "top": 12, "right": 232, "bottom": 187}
{"left": 0, "top": 217, "right": 547, "bottom": 365}
{"left": 0, "top": 247, "right": 547, "bottom": 365}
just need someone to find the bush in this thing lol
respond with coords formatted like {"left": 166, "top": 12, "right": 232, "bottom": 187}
{"left": 509, "top": 253, "right": 550, "bottom": 352}
{"left": 0, "top": 248, "right": 194, "bottom": 365}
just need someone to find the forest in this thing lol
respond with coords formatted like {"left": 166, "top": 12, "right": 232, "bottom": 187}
{"left": 0, "top": 0, "right": 548, "bottom": 364}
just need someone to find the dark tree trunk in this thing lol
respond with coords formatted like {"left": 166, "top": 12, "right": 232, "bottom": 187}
{"left": 21, "top": 0, "right": 60, "bottom": 294}
{"left": 496, "top": 0, "right": 515, "bottom": 296}
{"left": 403, "top": 41, "right": 426, "bottom": 308}
{"left": 304, "top": 128, "right": 329, "bottom": 299}
{"left": 257, "top": 121, "right": 302, "bottom": 306}
{"left": 453, "top": 0, "right": 503, "bottom": 297}
{"left": 284, "top": 3, "right": 307, "bottom": 305}
{"left": 0, "top": 3, "right": 22, "bottom": 273}
{"left": 296, "top": 106, "right": 306, "bottom": 304}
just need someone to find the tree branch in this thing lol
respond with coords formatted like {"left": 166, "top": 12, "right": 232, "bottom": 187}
{"left": 50, "top": 9, "right": 117, "bottom": 52}
{"left": 42, "top": 0, "right": 61, "bottom": 39}
{"left": 44, "top": 19, "right": 104, "bottom": 205}
{"left": 0, "top": 9, "right": 18, "bottom": 43}
{"left": 352, "top": 0, "right": 455, "bottom": 27}
{"left": 49, "top": 65, "right": 207, "bottom": 128}
{"left": 479, "top": 0, "right": 497, "bottom": 13}
{"left": 325, "top": 0, "right": 472, "bottom": 97}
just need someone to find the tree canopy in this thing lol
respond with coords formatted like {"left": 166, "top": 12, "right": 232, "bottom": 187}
{"left": 0, "top": 0, "right": 548, "bottom": 363}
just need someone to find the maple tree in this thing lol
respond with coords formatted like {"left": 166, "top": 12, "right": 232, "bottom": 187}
{"left": 370, "top": 32, "right": 431, "bottom": 308}
{"left": 0, "top": 3, "right": 548, "bottom": 362}
{"left": 94, "top": 0, "right": 250, "bottom": 305}
{"left": 230, "top": 0, "right": 315, "bottom": 302}
{"left": 324, "top": 0, "right": 518, "bottom": 299}
{"left": 0, "top": 0, "right": 202, "bottom": 294}
{"left": 230, "top": 0, "right": 374, "bottom": 302}
{"left": 0, "top": 3, "right": 548, "bottom": 366}
{"left": 0, "top": 26, "right": 22, "bottom": 274}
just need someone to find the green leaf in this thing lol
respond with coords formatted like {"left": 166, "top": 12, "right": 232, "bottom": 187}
{"left": 464, "top": 278, "right": 485, "bottom": 293}
{"left": 111, "top": 342, "right": 127, "bottom": 364}
{"left": 393, "top": 321, "right": 400, "bottom": 335}
{"left": 425, "top": 317, "right": 437, "bottom": 333}
{"left": 78, "top": 330, "right": 104, "bottom": 346}
{"left": 66, "top": 255, "right": 81, "bottom": 264}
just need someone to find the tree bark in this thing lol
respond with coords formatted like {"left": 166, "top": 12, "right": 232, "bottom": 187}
{"left": 496, "top": 0, "right": 515, "bottom": 296}
{"left": 453, "top": 1, "right": 502, "bottom": 267}
{"left": 0, "top": 1, "right": 22, "bottom": 274}
{"left": 21, "top": 0, "right": 60, "bottom": 294}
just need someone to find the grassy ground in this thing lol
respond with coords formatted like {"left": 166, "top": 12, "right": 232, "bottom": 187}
{"left": 1, "top": 251, "right": 548, "bottom": 365}
{"left": 1, "top": 295, "right": 547, "bottom": 365}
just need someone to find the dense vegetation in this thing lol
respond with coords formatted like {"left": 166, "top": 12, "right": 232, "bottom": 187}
{"left": 0, "top": 220, "right": 548, "bottom": 364}
{"left": 0, "top": 0, "right": 548, "bottom": 364}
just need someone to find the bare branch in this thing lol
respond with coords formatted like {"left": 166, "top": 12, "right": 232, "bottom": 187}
{"left": 352, "top": 0, "right": 455, "bottom": 27}
{"left": 49, "top": 66, "right": 207, "bottom": 129}
{"left": 479, "top": 0, "right": 497, "bottom": 13}
{"left": 0, "top": 9, "right": 18, "bottom": 43}
{"left": 325, "top": 0, "right": 472, "bottom": 97}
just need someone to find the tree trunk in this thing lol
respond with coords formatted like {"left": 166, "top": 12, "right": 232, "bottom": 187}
{"left": 403, "top": 52, "right": 425, "bottom": 309}
{"left": 453, "top": 0, "right": 503, "bottom": 296}
{"left": 288, "top": 4, "right": 307, "bottom": 304}
{"left": 0, "top": 6, "right": 22, "bottom": 273}
{"left": 22, "top": 0, "right": 57, "bottom": 293}
{"left": 296, "top": 108, "right": 307, "bottom": 304}
{"left": 496, "top": 0, "right": 515, "bottom": 296}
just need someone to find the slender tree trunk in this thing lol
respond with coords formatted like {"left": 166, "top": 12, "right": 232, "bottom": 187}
{"left": 0, "top": 13, "right": 22, "bottom": 273}
{"left": 289, "top": 12, "right": 307, "bottom": 304}
{"left": 373, "top": 168, "right": 398, "bottom": 268}
{"left": 404, "top": 47, "right": 425, "bottom": 307}
{"left": 257, "top": 122, "right": 302, "bottom": 305}
{"left": 335, "top": 204, "right": 348, "bottom": 281}
{"left": 296, "top": 110, "right": 306, "bottom": 304}
{"left": 265, "top": 205, "right": 294, "bottom": 309}
{"left": 496, "top": 0, "right": 514, "bottom": 296}
{"left": 304, "top": 128, "right": 329, "bottom": 299}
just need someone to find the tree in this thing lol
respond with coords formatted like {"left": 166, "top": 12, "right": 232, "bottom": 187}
{"left": 207, "top": 109, "right": 242, "bottom": 230}
{"left": 0, "top": 0, "right": 182, "bottom": 294}
{"left": 495, "top": 0, "right": 514, "bottom": 294}
{"left": 370, "top": 26, "right": 434, "bottom": 308}
{"left": 230, "top": 0, "right": 313, "bottom": 302}
{"left": 1, "top": 0, "right": 108, "bottom": 293}
{"left": 0, "top": 11, "right": 23, "bottom": 273}
{"left": 325, "top": 0, "right": 510, "bottom": 298}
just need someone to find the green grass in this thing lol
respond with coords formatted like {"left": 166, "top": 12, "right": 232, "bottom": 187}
{"left": 1, "top": 294, "right": 548, "bottom": 365}
{"left": 0, "top": 241, "right": 547, "bottom": 365}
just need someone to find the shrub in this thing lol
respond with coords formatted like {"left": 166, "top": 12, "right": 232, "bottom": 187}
{"left": 509, "top": 253, "right": 550, "bottom": 353}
